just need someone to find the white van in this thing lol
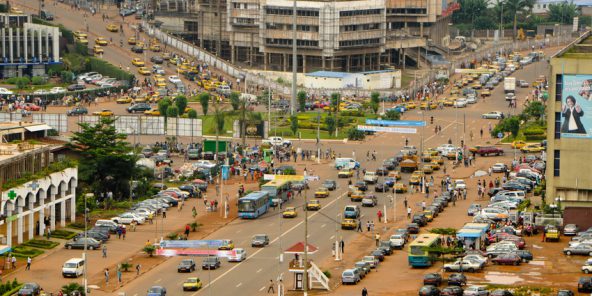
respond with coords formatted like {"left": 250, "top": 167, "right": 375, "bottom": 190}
{"left": 335, "top": 158, "right": 360, "bottom": 170}
{"left": 498, "top": 191, "right": 526, "bottom": 201}
{"left": 62, "top": 258, "right": 85, "bottom": 278}
{"left": 95, "top": 219, "right": 118, "bottom": 228}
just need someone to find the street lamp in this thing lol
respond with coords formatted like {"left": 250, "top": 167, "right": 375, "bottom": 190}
{"left": 83, "top": 193, "right": 93, "bottom": 295}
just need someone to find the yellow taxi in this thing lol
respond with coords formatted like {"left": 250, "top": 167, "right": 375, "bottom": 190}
{"left": 128, "top": 37, "right": 137, "bottom": 45}
{"left": 521, "top": 143, "right": 545, "bottom": 153}
{"left": 282, "top": 207, "right": 298, "bottom": 218}
{"left": 350, "top": 190, "right": 364, "bottom": 202}
{"left": 450, "top": 87, "right": 460, "bottom": 95}
{"left": 481, "top": 89, "right": 492, "bottom": 97}
{"left": 420, "top": 102, "right": 438, "bottom": 110}
{"left": 150, "top": 44, "right": 161, "bottom": 52}
{"left": 144, "top": 108, "right": 160, "bottom": 116}
{"left": 409, "top": 171, "right": 423, "bottom": 185}
{"left": 95, "top": 37, "right": 108, "bottom": 46}
{"left": 471, "top": 82, "right": 482, "bottom": 89}
{"left": 388, "top": 171, "right": 401, "bottom": 180}
{"left": 461, "top": 78, "right": 469, "bottom": 86}
{"left": 443, "top": 98, "right": 456, "bottom": 106}
{"left": 92, "top": 109, "right": 114, "bottom": 116}
{"left": 138, "top": 67, "right": 151, "bottom": 75}
{"left": 338, "top": 169, "right": 353, "bottom": 178}
{"left": 421, "top": 164, "right": 434, "bottom": 174}
{"left": 155, "top": 78, "right": 167, "bottom": 88}
{"left": 76, "top": 37, "right": 89, "bottom": 44}
{"left": 430, "top": 160, "right": 441, "bottom": 170}
{"left": 423, "top": 210, "right": 434, "bottom": 222}
{"left": 93, "top": 45, "right": 104, "bottom": 55}
{"left": 135, "top": 96, "right": 147, "bottom": 103}
{"left": 511, "top": 140, "right": 526, "bottom": 149}
{"left": 394, "top": 183, "right": 408, "bottom": 193}
{"left": 431, "top": 155, "right": 444, "bottom": 165}
{"left": 405, "top": 102, "right": 417, "bottom": 109}
{"left": 74, "top": 31, "right": 88, "bottom": 39}
{"left": 116, "top": 96, "right": 132, "bottom": 104}
{"left": 137, "top": 41, "right": 146, "bottom": 48}
{"left": 131, "top": 58, "right": 145, "bottom": 67}
{"left": 341, "top": 218, "right": 358, "bottom": 230}
{"left": 421, "top": 152, "right": 432, "bottom": 162}
{"left": 306, "top": 200, "right": 321, "bottom": 211}
{"left": 314, "top": 187, "right": 329, "bottom": 198}
{"left": 218, "top": 239, "right": 234, "bottom": 250}
{"left": 106, "top": 23, "right": 119, "bottom": 32}
{"left": 183, "top": 277, "right": 202, "bottom": 291}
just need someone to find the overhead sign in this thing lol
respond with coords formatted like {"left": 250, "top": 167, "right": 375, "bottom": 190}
{"left": 453, "top": 69, "right": 496, "bottom": 74}
{"left": 160, "top": 240, "right": 225, "bottom": 248}
{"left": 263, "top": 175, "right": 305, "bottom": 181}
{"left": 357, "top": 125, "right": 417, "bottom": 134}
{"left": 157, "top": 248, "right": 237, "bottom": 258}
{"left": 365, "top": 119, "right": 426, "bottom": 127}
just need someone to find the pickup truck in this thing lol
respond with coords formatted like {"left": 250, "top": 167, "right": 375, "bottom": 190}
{"left": 262, "top": 137, "right": 292, "bottom": 147}
{"left": 469, "top": 146, "right": 504, "bottom": 156}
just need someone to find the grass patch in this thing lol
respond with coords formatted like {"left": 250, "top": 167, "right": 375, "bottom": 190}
{"left": 67, "top": 222, "right": 86, "bottom": 230}
{"left": 89, "top": 209, "right": 126, "bottom": 220}
{"left": 20, "top": 239, "right": 59, "bottom": 249}
{"left": 11, "top": 246, "right": 45, "bottom": 258}
{"left": 50, "top": 229, "right": 78, "bottom": 240}
{"left": 201, "top": 113, "right": 239, "bottom": 136}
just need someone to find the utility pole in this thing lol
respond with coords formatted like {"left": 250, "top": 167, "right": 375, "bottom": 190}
{"left": 291, "top": 0, "right": 297, "bottom": 115}
{"left": 303, "top": 187, "right": 309, "bottom": 296}
{"left": 83, "top": 193, "right": 91, "bottom": 295}
{"left": 316, "top": 109, "right": 320, "bottom": 164}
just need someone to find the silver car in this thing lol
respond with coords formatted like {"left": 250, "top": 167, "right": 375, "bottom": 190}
{"left": 341, "top": 269, "right": 361, "bottom": 285}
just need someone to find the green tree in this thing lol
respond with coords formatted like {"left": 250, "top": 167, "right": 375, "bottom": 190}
{"left": 330, "top": 93, "right": 341, "bottom": 110}
{"left": 229, "top": 92, "right": 241, "bottom": 111}
{"left": 503, "top": 0, "right": 535, "bottom": 40}
{"left": 212, "top": 103, "right": 227, "bottom": 157}
{"left": 370, "top": 102, "right": 379, "bottom": 114}
{"left": 167, "top": 105, "right": 179, "bottom": 117}
{"left": 523, "top": 101, "right": 546, "bottom": 121}
{"left": 325, "top": 116, "right": 336, "bottom": 136}
{"left": 347, "top": 127, "right": 365, "bottom": 141}
{"left": 60, "top": 70, "right": 74, "bottom": 84}
{"left": 384, "top": 109, "right": 401, "bottom": 121}
{"left": 290, "top": 115, "right": 298, "bottom": 137}
{"left": 61, "top": 283, "right": 85, "bottom": 296}
{"left": 371, "top": 92, "right": 380, "bottom": 105}
{"left": 188, "top": 109, "right": 198, "bottom": 119}
{"left": 548, "top": 1, "right": 578, "bottom": 24}
{"left": 158, "top": 97, "right": 172, "bottom": 128}
{"left": 199, "top": 92, "right": 210, "bottom": 115}
{"left": 493, "top": 116, "right": 521, "bottom": 138}
{"left": 297, "top": 90, "right": 307, "bottom": 112}
{"left": 67, "top": 117, "right": 135, "bottom": 200}
{"left": 174, "top": 95, "right": 188, "bottom": 115}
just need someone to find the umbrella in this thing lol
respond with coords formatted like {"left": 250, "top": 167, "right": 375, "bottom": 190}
{"left": 474, "top": 170, "right": 488, "bottom": 177}
{"left": 192, "top": 179, "right": 206, "bottom": 184}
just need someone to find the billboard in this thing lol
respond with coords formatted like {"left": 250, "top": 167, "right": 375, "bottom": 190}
{"left": 560, "top": 75, "right": 592, "bottom": 138}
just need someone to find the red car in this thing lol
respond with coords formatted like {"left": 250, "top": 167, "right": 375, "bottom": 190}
{"left": 492, "top": 253, "right": 521, "bottom": 265}
{"left": 500, "top": 236, "right": 526, "bottom": 249}
{"left": 21, "top": 103, "right": 41, "bottom": 111}
{"left": 488, "top": 232, "right": 519, "bottom": 244}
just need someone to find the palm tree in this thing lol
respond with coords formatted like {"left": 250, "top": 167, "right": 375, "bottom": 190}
{"left": 212, "top": 102, "right": 227, "bottom": 160}
{"left": 504, "top": 0, "right": 535, "bottom": 40}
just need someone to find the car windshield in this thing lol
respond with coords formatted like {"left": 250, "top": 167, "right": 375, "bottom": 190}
{"left": 186, "top": 278, "right": 198, "bottom": 283}
{"left": 238, "top": 200, "right": 255, "bottom": 212}
{"left": 181, "top": 260, "right": 193, "bottom": 264}
{"left": 255, "top": 235, "right": 267, "bottom": 240}
{"left": 23, "top": 284, "right": 36, "bottom": 289}
{"left": 343, "top": 272, "right": 353, "bottom": 276}
{"left": 148, "top": 287, "right": 162, "bottom": 292}
{"left": 410, "top": 246, "right": 425, "bottom": 255}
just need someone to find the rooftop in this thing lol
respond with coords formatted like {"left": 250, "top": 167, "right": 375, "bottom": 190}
{"left": 555, "top": 31, "right": 592, "bottom": 57}
{"left": 0, "top": 142, "right": 51, "bottom": 162}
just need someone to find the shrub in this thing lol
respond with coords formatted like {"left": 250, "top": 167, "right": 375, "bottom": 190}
{"left": 323, "top": 270, "right": 331, "bottom": 278}
{"left": 31, "top": 76, "right": 46, "bottom": 85}
{"left": 5, "top": 77, "right": 19, "bottom": 84}
{"left": 60, "top": 70, "right": 74, "bottom": 84}
{"left": 143, "top": 245, "right": 156, "bottom": 257}
{"left": 167, "top": 232, "right": 179, "bottom": 240}
{"left": 347, "top": 128, "right": 365, "bottom": 141}
{"left": 21, "top": 239, "right": 59, "bottom": 249}
{"left": 190, "top": 222, "right": 200, "bottom": 232}
{"left": 525, "top": 134, "right": 547, "bottom": 141}
{"left": 11, "top": 246, "right": 45, "bottom": 258}
{"left": 522, "top": 127, "right": 546, "bottom": 136}
{"left": 340, "top": 110, "right": 364, "bottom": 117}
{"left": 61, "top": 283, "right": 85, "bottom": 296}
{"left": 68, "top": 222, "right": 86, "bottom": 230}
{"left": 51, "top": 229, "right": 78, "bottom": 239}
{"left": 429, "top": 228, "right": 457, "bottom": 235}
{"left": 120, "top": 262, "right": 132, "bottom": 272}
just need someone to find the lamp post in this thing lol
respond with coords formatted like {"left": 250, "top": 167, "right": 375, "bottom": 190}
{"left": 83, "top": 193, "right": 93, "bottom": 295}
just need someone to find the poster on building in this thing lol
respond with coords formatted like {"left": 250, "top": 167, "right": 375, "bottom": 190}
{"left": 560, "top": 75, "right": 592, "bottom": 138}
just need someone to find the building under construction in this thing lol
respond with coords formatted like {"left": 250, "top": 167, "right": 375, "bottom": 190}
{"left": 154, "top": 0, "right": 457, "bottom": 72}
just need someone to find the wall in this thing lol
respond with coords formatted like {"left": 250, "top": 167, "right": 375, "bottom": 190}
{"left": 563, "top": 207, "right": 592, "bottom": 229}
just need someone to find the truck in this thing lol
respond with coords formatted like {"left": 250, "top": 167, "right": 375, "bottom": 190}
{"left": 504, "top": 77, "right": 516, "bottom": 94}
{"left": 262, "top": 137, "right": 292, "bottom": 147}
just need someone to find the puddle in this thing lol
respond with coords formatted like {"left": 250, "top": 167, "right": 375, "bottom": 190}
{"left": 528, "top": 261, "right": 545, "bottom": 266}
{"left": 525, "top": 271, "right": 542, "bottom": 276}
{"left": 484, "top": 271, "right": 524, "bottom": 285}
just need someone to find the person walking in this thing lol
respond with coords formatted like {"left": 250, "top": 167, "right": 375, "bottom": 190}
{"left": 192, "top": 206, "right": 197, "bottom": 218}
{"left": 104, "top": 268, "right": 109, "bottom": 285}
{"left": 136, "top": 264, "right": 141, "bottom": 275}
{"left": 340, "top": 239, "right": 345, "bottom": 254}
{"left": 11, "top": 255, "right": 16, "bottom": 269}
{"left": 162, "top": 210, "right": 166, "bottom": 218}
{"left": 407, "top": 207, "right": 412, "bottom": 219}
{"left": 377, "top": 210, "right": 383, "bottom": 222}
{"left": 117, "top": 268, "right": 122, "bottom": 286}
{"left": 357, "top": 219, "right": 363, "bottom": 232}
{"left": 25, "top": 257, "right": 31, "bottom": 270}
{"left": 185, "top": 224, "right": 191, "bottom": 238}
{"left": 362, "top": 287, "right": 368, "bottom": 296}
{"left": 102, "top": 245, "right": 107, "bottom": 258}
{"left": 267, "top": 279, "right": 275, "bottom": 293}
{"left": 375, "top": 233, "right": 381, "bottom": 247}
{"left": 122, "top": 226, "right": 127, "bottom": 240}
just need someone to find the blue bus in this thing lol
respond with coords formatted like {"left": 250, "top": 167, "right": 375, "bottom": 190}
{"left": 238, "top": 191, "right": 270, "bottom": 219}
{"left": 261, "top": 179, "right": 292, "bottom": 206}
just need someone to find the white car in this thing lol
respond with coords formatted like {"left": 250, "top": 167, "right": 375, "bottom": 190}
{"left": 479, "top": 207, "right": 508, "bottom": 219}
{"left": 363, "top": 172, "right": 378, "bottom": 184}
{"left": 152, "top": 65, "right": 165, "bottom": 75}
{"left": 216, "top": 84, "right": 231, "bottom": 95}
{"left": 463, "top": 285, "right": 489, "bottom": 296}
{"left": 443, "top": 259, "right": 483, "bottom": 272}
{"left": 227, "top": 248, "right": 247, "bottom": 262}
{"left": 78, "top": 72, "right": 99, "bottom": 81}
{"left": 463, "top": 254, "right": 488, "bottom": 265}
{"left": 50, "top": 87, "right": 67, "bottom": 94}
{"left": 489, "top": 201, "right": 518, "bottom": 210}
{"left": 491, "top": 163, "right": 507, "bottom": 173}
{"left": 133, "top": 208, "right": 155, "bottom": 218}
{"left": 193, "top": 160, "right": 216, "bottom": 169}
{"left": 389, "top": 234, "right": 405, "bottom": 249}
{"left": 111, "top": 212, "right": 145, "bottom": 225}
{"left": 33, "top": 89, "right": 49, "bottom": 95}
{"left": 454, "top": 98, "right": 467, "bottom": 108}
{"left": 84, "top": 73, "right": 102, "bottom": 83}
{"left": 466, "top": 96, "right": 477, "bottom": 104}
{"left": 454, "top": 179, "right": 466, "bottom": 190}
{"left": 168, "top": 75, "right": 182, "bottom": 84}
{"left": 436, "top": 144, "right": 456, "bottom": 155}
{"left": 262, "top": 137, "right": 292, "bottom": 147}
{"left": 482, "top": 111, "right": 503, "bottom": 119}
{"left": 584, "top": 264, "right": 592, "bottom": 274}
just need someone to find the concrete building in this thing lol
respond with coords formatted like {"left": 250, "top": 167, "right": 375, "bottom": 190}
{"left": 0, "top": 13, "right": 61, "bottom": 78}
{"left": 546, "top": 32, "right": 592, "bottom": 228}
{"left": 155, "top": 0, "right": 456, "bottom": 72}
{"left": 533, "top": 0, "right": 592, "bottom": 14}
{"left": 0, "top": 137, "right": 77, "bottom": 247}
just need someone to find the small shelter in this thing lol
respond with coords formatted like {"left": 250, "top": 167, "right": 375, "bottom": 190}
{"left": 284, "top": 242, "right": 329, "bottom": 291}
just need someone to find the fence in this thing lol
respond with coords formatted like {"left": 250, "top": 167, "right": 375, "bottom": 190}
{"left": 0, "top": 112, "right": 68, "bottom": 133}
{"left": 79, "top": 115, "right": 202, "bottom": 137}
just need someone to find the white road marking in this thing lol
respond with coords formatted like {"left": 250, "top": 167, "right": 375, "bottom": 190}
{"left": 236, "top": 230, "right": 241, "bottom": 233}
{"left": 192, "top": 192, "right": 348, "bottom": 295}
{"left": 236, "top": 282, "right": 242, "bottom": 288}
{"left": 259, "top": 286, "right": 266, "bottom": 291}
{"left": 321, "top": 223, "right": 326, "bottom": 228}
{"left": 257, "top": 268, "right": 262, "bottom": 273}
{"left": 155, "top": 278, "right": 161, "bottom": 283}
{"left": 329, "top": 235, "right": 335, "bottom": 240}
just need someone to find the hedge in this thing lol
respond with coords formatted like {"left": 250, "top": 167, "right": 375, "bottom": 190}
{"left": 522, "top": 127, "right": 546, "bottom": 136}
{"left": 11, "top": 246, "right": 45, "bottom": 258}
{"left": 21, "top": 239, "right": 60, "bottom": 249}
{"left": 525, "top": 134, "right": 547, "bottom": 141}
{"left": 88, "top": 57, "right": 134, "bottom": 83}
{"left": 340, "top": 110, "right": 364, "bottom": 117}
{"left": 51, "top": 229, "right": 78, "bottom": 240}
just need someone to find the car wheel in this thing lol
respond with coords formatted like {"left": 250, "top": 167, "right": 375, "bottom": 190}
{"left": 566, "top": 251, "right": 572, "bottom": 255}
{"left": 522, "top": 258, "right": 527, "bottom": 263}
{"left": 67, "top": 245, "right": 72, "bottom": 249}
{"left": 585, "top": 269, "right": 591, "bottom": 274}
{"left": 89, "top": 246, "right": 94, "bottom": 250}
{"left": 468, "top": 268, "right": 475, "bottom": 273}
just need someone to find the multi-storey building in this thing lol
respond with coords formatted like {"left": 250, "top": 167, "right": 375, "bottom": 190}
{"left": 155, "top": 0, "right": 455, "bottom": 72}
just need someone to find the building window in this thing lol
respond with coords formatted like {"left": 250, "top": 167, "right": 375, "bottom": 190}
{"left": 555, "top": 74, "right": 563, "bottom": 101}
{"left": 553, "top": 150, "right": 560, "bottom": 176}
{"left": 339, "top": 38, "right": 380, "bottom": 47}
{"left": 554, "top": 112, "right": 561, "bottom": 139}
{"left": 340, "top": 9, "right": 382, "bottom": 17}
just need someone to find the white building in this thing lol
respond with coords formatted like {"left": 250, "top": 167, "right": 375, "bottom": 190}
{"left": 533, "top": 0, "right": 592, "bottom": 14}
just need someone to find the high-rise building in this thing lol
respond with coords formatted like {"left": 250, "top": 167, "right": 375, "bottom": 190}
{"left": 155, "top": 0, "right": 456, "bottom": 72}
{"left": 547, "top": 32, "right": 592, "bottom": 228}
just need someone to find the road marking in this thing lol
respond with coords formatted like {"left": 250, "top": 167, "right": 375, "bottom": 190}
{"left": 236, "top": 230, "right": 241, "bottom": 234}
{"left": 155, "top": 278, "right": 161, "bottom": 283}
{"left": 259, "top": 286, "right": 266, "bottom": 291}
{"left": 257, "top": 268, "right": 262, "bottom": 273}
{"left": 306, "top": 234, "right": 310, "bottom": 238}
{"left": 236, "top": 282, "right": 242, "bottom": 288}
{"left": 329, "top": 235, "right": 335, "bottom": 240}
{"left": 321, "top": 223, "right": 326, "bottom": 228}
{"left": 192, "top": 191, "right": 348, "bottom": 295}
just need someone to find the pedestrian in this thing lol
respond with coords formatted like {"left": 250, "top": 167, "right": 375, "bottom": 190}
{"left": 267, "top": 279, "right": 275, "bottom": 293}
{"left": 407, "top": 207, "right": 412, "bottom": 219}
{"left": 162, "top": 210, "right": 166, "bottom": 218}
{"left": 185, "top": 224, "right": 191, "bottom": 238}
{"left": 25, "top": 257, "right": 31, "bottom": 270}
{"left": 135, "top": 264, "right": 141, "bottom": 275}
{"left": 11, "top": 255, "right": 16, "bottom": 269}
{"left": 122, "top": 226, "right": 127, "bottom": 240}
{"left": 362, "top": 287, "right": 368, "bottom": 296}
{"left": 117, "top": 268, "right": 122, "bottom": 285}
{"left": 542, "top": 231, "right": 546, "bottom": 242}
{"left": 117, "top": 226, "right": 122, "bottom": 239}
{"left": 375, "top": 233, "right": 380, "bottom": 247}
{"left": 104, "top": 268, "right": 109, "bottom": 285}
{"left": 102, "top": 245, "right": 107, "bottom": 258}
{"left": 366, "top": 221, "right": 371, "bottom": 232}
{"left": 357, "top": 220, "right": 363, "bottom": 232}
{"left": 192, "top": 206, "right": 197, "bottom": 218}
{"left": 403, "top": 197, "right": 408, "bottom": 209}
{"left": 421, "top": 201, "right": 426, "bottom": 211}
{"left": 340, "top": 239, "right": 345, "bottom": 254}
{"left": 377, "top": 210, "right": 383, "bottom": 222}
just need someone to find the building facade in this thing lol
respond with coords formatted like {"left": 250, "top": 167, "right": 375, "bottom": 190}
{"left": 155, "top": 0, "right": 455, "bottom": 72}
{"left": 546, "top": 32, "right": 592, "bottom": 228}
{"left": 0, "top": 13, "right": 61, "bottom": 78}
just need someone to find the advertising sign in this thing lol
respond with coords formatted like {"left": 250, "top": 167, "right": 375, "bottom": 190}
{"left": 156, "top": 248, "right": 237, "bottom": 258}
{"left": 560, "top": 75, "right": 592, "bottom": 138}
{"left": 357, "top": 125, "right": 417, "bottom": 134}
{"left": 365, "top": 119, "right": 426, "bottom": 127}
{"left": 160, "top": 240, "right": 224, "bottom": 248}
